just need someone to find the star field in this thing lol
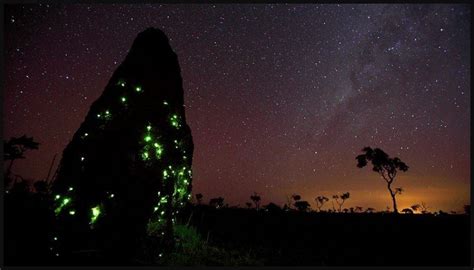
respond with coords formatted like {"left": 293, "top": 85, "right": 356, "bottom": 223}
{"left": 4, "top": 4, "right": 470, "bottom": 212}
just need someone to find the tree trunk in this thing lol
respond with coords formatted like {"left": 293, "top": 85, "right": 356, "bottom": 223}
{"left": 387, "top": 184, "right": 398, "bottom": 213}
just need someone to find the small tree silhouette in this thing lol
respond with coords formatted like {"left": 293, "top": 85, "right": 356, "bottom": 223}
{"left": 355, "top": 206, "right": 363, "bottom": 213}
{"left": 250, "top": 192, "right": 261, "bottom": 210}
{"left": 315, "top": 196, "right": 329, "bottom": 211}
{"left": 195, "top": 193, "right": 203, "bottom": 205}
{"left": 292, "top": 194, "right": 301, "bottom": 202}
{"left": 332, "top": 192, "right": 350, "bottom": 212}
{"left": 401, "top": 208, "right": 414, "bottom": 214}
{"left": 356, "top": 147, "right": 408, "bottom": 214}
{"left": 4, "top": 135, "right": 40, "bottom": 186}
{"left": 294, "top": 201, "right": 311, "bottom": 212}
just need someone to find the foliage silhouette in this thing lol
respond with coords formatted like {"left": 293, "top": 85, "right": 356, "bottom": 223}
{"left": 332, "top": 192, "right": 350, "bottom": 212}
{"left": 294, "top": 201, "right": 311, "bottom": 212}
{"left": 401, "top": 208, "right": 414, "bottom": 214}
{"left": 3, "top": 135, "right": 40, "bottom": 186}
{"left": 250, "top": 192, "right": 261, "bottom": 210}
{"left": 356, "top": 147, "right": 408, "bottom": 213}
{"left": 464, "top": 205, "right": 470, "bottom": 215}
{"left": 315, "top": 196, "right": 329, "bottom": 212}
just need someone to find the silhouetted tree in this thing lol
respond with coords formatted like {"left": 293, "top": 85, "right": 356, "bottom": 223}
{"left": 401, "top": 208, "right": 414, "bottom": 214}
{"left": 250, "top": 192, "right": 261, "bottom": 210}
{"left": 209, "top": 197, "right": 224, "bottom": 208}
{"left": 333, "top": 192, "right": 350, "bottom": 212}
{"left": 343, "top": 208, "right": 349, "bottom": 213}
{"left": 356, "top": 147, "right": 408, "bottom": 213}
{"left": 355, "top": 206, "right": 363, "bottom": 213}
{"left": 294, "top": 201, "right": 311, "bottom": 212}
{"left": 292, "top": 194, "right": 301, "bottom": 202}
{"left": 195, "top": 193, "right": 203, "bottom": 205}
{"left": 3, "top": 135, "right": 39, "bottom": 186}
{"left": 315, "top": 196, "right": 329, "bottom": 211}
{"left": 245, "top": 202, "right": 252, "bottom": 209}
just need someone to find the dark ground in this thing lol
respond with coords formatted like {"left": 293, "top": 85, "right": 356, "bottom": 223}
{"left": 5, "top": 193, "right": 470, "bottom": 266}
{"left": 182, "top": 205, "right": 470, "bottom": 266}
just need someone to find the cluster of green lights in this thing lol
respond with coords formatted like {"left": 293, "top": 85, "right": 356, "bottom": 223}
{"left": 54, "top": 197, "right": 71, "bottom": 215}
{"left": 170, "top": 114, "right": 181, "bottom": 128}
{"left": 97, "top": 110, "right": 112, "bottom": 120}
{"left": 141, "top": 124, "right": 164, "bottom": 163}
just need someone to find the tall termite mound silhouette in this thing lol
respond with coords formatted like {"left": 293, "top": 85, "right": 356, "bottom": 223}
{"left": 50, "top": 28, "right": 194, "bottom": 264}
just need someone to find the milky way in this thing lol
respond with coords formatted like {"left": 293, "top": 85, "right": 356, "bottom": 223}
{"left": 4, "top": 4, "right": 470, "bottom": 211}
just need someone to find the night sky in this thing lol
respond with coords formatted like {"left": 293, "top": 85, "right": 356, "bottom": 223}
{"left": 4, "top": 4, "right": 470, "bottom": 212}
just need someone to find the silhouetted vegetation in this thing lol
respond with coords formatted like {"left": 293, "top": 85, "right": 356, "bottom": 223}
{"left": 4, "top": 135, "right": 40, "bottom": 187}
{"left": 356, "top": 147, "right": 408, "bottom": 213}
{"left": 315, "top": 196, "right": 329, "bottom": 211}
{"left": 332, "top": 192, "right": 350, "bottom": 212}
{"left": 250, "top": 192, "right": 261, "bottom": 210}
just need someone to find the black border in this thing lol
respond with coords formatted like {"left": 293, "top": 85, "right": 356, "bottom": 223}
{"left": 1, "top": 1, "right": 472, "bottom": 269}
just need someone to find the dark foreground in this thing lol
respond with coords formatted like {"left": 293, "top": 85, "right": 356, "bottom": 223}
{"left": 184, "top": 205, "right": 469, "bottom": 266}
{"left": 5, "top": 197, "right": 470, "bottom": 266}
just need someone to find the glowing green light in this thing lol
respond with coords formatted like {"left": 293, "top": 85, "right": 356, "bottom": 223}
{"left": 121, "top": 97, "right": 127, "bottom": 102}
{"left": 163, "top": 101, "right": 168, "bottom": 105}
{"left": 81, "top": 157, "right": 85, "bottom": 161}
{"left": 97, "top": 114, "right": 101, "bottom": 118}
{"left": 163, "top": 170, "right": 168, "bottom": 178}
{"left": 68, "top": 187, "right": 74, "bottom": 191}
{"left": 144, "top": 136, "right": 152, "bottom": 142}
{"left": 160, "top": 211, "right": 165, "bottom": 215}
{"left": 54, "top": 237, "right": 58, "bottom": 241}
{"left": 135, "top": 86, "right": 142, "bottom": 92}
{"left": 147, "top": 125, "right": 152, "bottom": 131}
{"left": 55, "top": 195, "right": 61, "bottom": 200}
{"left": 109, "top": 194, "right": 115, "bottom": 198}
{"left": 105, "top": 110, "right": 110, "bottom": 115}
{"left": 84, "top": 133, "right": 89, "bottom": 137}
{"left": 55, "top": 197, "right": 71, "bottom": 215}
{"left": 90, "top": 206, "right": 101, "bottom": 224}
{"left": 69, "top": 210, "right": 75, "bottom": 215}
{"left": 142, "top": 151, "right": 149, "bottom": 160}
{"left": 154, "top": 207, "right": 158, "bottom": 211}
